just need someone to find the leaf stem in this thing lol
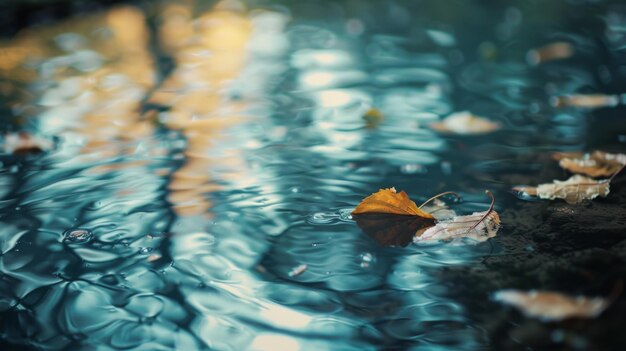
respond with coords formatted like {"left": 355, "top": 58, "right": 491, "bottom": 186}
{"left": 467, "top": 190, "right": 495, "bottom": 232}
{"left": 418, "top": 191, "right": 462, "bottom": 209}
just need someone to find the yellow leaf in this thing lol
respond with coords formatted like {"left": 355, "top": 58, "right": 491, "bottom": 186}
{"left": 352, "top": 187, "right": 434, "bottom": 218}
{"left": 362, "top": 107, "right": 384, "bottom": 129}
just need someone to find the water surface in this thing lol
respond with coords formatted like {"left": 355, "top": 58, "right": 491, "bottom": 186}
{"left": 1, "top": 1, "right": 625, "bottom": 350}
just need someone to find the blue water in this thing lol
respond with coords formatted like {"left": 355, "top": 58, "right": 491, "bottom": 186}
{"left": 0, "top": 1, "right": 624, "bottom": 350}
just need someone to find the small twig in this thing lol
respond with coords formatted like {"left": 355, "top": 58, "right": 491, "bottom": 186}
{"left": 467, "top": 190, "right": 495, "bottom": 233}
{"left": 418, "top": 191, "right": 462, "bottom": 209}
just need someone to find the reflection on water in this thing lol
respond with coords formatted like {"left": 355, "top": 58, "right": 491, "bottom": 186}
{"left": 0, "top": 0, "right": 623, "bottom": 350}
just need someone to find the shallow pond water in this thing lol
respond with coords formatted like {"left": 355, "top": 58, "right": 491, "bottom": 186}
{"left": 1, "top": 1, "right": 626, "bottom": 350}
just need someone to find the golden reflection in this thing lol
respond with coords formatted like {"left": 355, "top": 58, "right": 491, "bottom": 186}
{"left": 0, "top": 46, "right": 31, "bottom": 70}
{"left": 0, "top": 9, "right": 166, "bottom": 248}
{"left": 153, "top": 1, "right": 253, "bottom": 217}
{"left": 1, "top": 0, "right": 276, "bottom": 218}
{"left": 71, "top": 7, "right": 155, "bottom": 161}
{"left": 0, "top": 5, "right": 155, "bottom": 165}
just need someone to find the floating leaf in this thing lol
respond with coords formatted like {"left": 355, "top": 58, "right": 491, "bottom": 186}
{"left": 526, "top": 42, "right": 574, "bottom": 65}
{"left": 551, "top": 94, "right": 620, "bottom": 109}
{"left": 352, "top": 188, "right": 437, "bottom": 247}
{"left": 415, "top": 210, "right": 500, "bottom": 243}
{"left": 1, "top": 132, "right": 53, "bottom": 156}
{"left": 430, "top": 111, "right": 500, "bottom": 135}
{"left": 353, "top": 189, "right": 501, "bottom": 246}
{"left": 553, "top": 151, "right": 626, "bottom": 178}
{"left": 352, "top": 187, "right": 434, "bottom": 217}
{"left": 362, "top": 107, "right": 384, "bottom": 129}
{"left": 415, "top": 190, "right": 499, "bottom": 243}
{"left": 493, "top": 290, "right": 610, "bottom": 321}
{"left": 513, "top": 175, "right": 610, "bottom": 204}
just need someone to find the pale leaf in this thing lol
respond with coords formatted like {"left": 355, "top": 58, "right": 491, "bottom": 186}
{"left": 493, "top": 290, "right": 609, "bottom": 321}
{"left": 430, "top": 111, "right": 500, "bottom": 135}
{"left": 513, "top": 175, "right": 610, "bottom": 204}
{"left": 352, "top": 188, "right": 436, "bottom": 247}
{"left": 414, "top": 210, "right": 500, "bottom": 243}
{"left": 553, "top": 151, "right": 626, "bottom": 178}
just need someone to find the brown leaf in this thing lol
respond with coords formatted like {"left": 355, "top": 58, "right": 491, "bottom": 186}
{"left": 415, "top": 210, "right": 500, "bottom": 243}
{"left": 352, "top": 188, "right": 436, "bottom": 247}
{"left": 353, "top": 213, "right": 436, "bottom": 247}
{"left": 352, "top": 187, "right": 434, "bottom": 218}
{"left": 493, "top": 290, "right": 610, "bottom": 321}
{"left": 553, "top": 151, "right": 626, "bottom": 178}
{"left": 513, "top": 175, "right": 610, "bottom": 204}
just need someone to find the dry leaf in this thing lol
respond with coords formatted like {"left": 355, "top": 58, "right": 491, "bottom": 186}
{"left": 2, "top": 132, "right": 53, "bottom": 156}
{"left": 352, "top": 187, "right": 434, "bottom": 217}
{"left": 526, "top": 42, "right": 574, "bottom": 65}
{"left": 415, "top": 210, "right": 500, "bottom": 243}
{"left": 553, "top": 151, "right": 626, "bottom": 178}
{"left": 352, "top": 188, "right": 436, "bottom": 247}
{"left": 551, "top": 94, "right": 620, "bottom": 109}
{"left": 362, "top": 107, "right": 383, "bottom": 129}
{"left": 514, "top": 175, "right": 610, "bottom": 204}
{"left": 353, "top": 189, "right": 498, "bottom": 246}
{"left": 493, "top": 290, "right": 609, "bottom": 321}
{"left": 430, "top": 111, "right": 500, "bottom": 135}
